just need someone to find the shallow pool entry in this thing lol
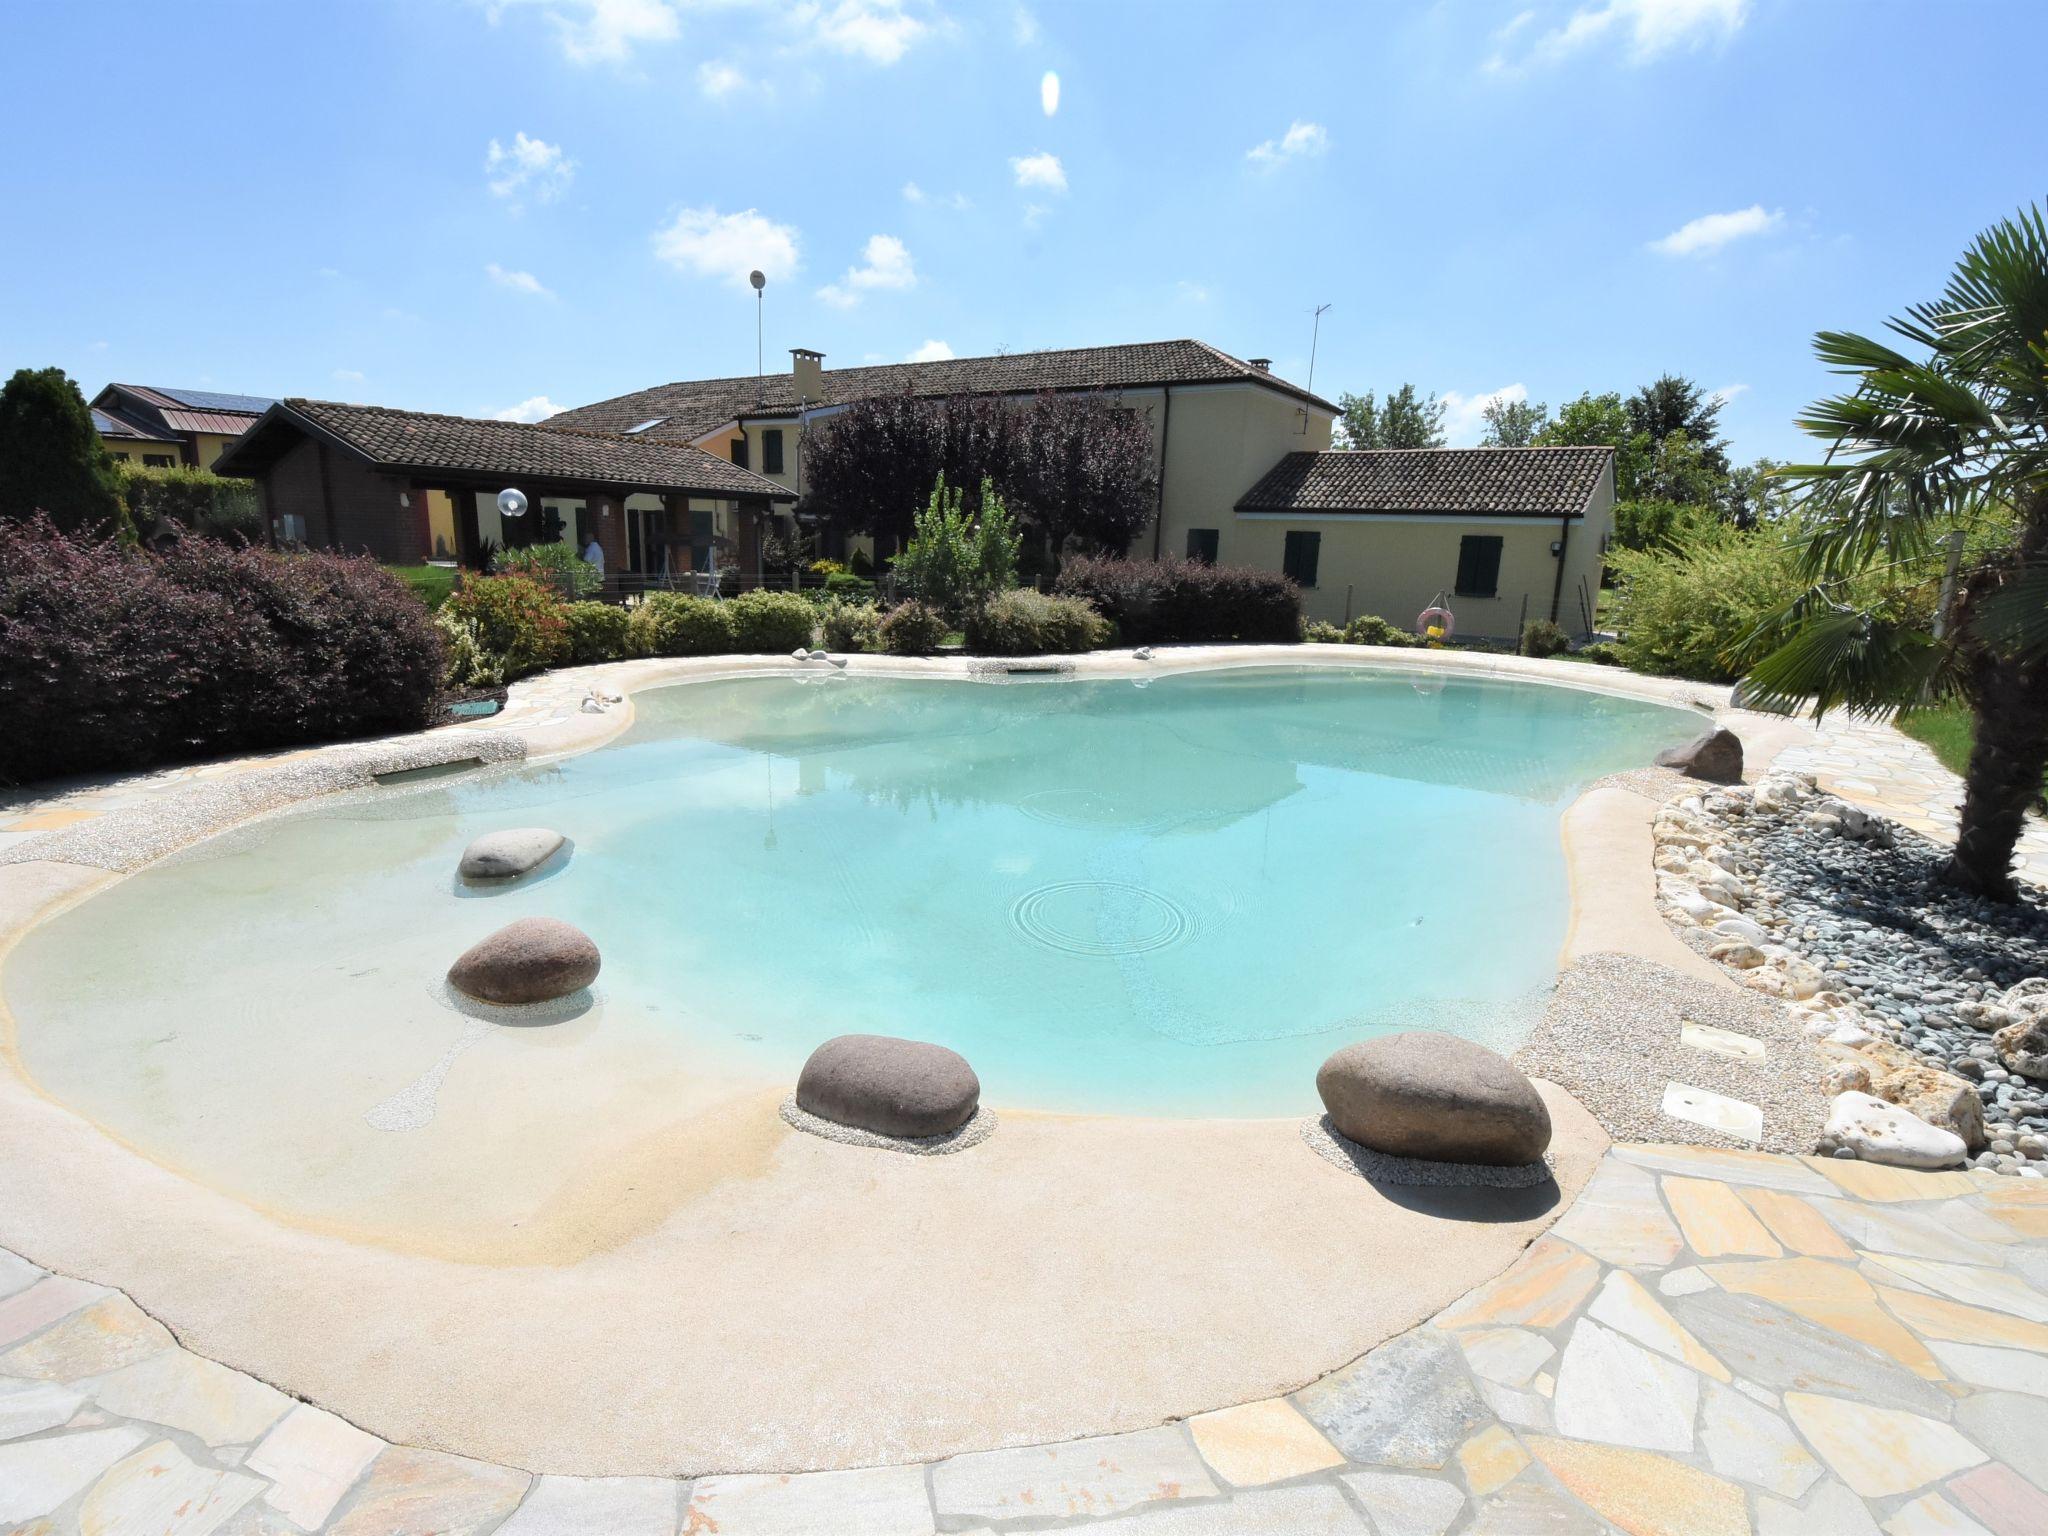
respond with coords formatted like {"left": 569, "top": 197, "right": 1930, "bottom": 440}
{"left": 7, "top": 667, "right": 1702, "bottom": 1152}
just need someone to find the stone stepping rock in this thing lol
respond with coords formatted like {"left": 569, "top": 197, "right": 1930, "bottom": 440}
{"left": 1316, "top": 1031, "right": 1551, "bottom": 1166}
{"left": 796, "top": 1035, "right": 979, "bottom": 1139}
{"left": 1658, "top": 728, "right": 1744, "bottom": 783}
{"left": 447, "top": 917, "right": 599, "bottom": 1005}
{"left": 458, "top": 828, "right": 566, "bottom": 882}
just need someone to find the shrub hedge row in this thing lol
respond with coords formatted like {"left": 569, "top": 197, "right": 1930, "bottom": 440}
{"left": 1053, "top": 556, "right": 1300, "bottom": 644}
{"left": 963, "top": 589, "right": 1110, "bottom": 655}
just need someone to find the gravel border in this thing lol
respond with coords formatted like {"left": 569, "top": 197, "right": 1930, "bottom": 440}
{"left": 1515, "top": 950, "right": 1828, "bottom": 1154}
{"left": 1299, "top": 1115, "right": 1554, "bottom": 1188}
{"left": 778, "top": 1094, "right": 998, "bottom": 1155}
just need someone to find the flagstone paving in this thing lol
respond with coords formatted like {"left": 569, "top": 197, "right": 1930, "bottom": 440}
{"left": 2, "top": 1143, "right": 2045, "bottom": 1533}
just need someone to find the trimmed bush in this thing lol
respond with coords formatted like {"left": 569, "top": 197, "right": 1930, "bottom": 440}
{"left": 626, "top": 592, "right": 737, "bottom": 657}
{"left": 1302, "top": 620, "right": 1344, "bottom": 643}
{"left": 1578, "top": 641, "right": 1624, "bottom": 666}
{"left": 496, "top": 541, "right": 601, "bottom": 599}
{"left": 824, "top": 570, "right": 877, "bottom": 599}
{"left": 964, "top": 589, "right": 1109, "bottom": 655}
{"left": 438, "top": 574, "right": 565, "bottom": 683}
{"left": 877, "top": 600, "right": 949, "bottom": 656}
{"left": 1054, "top": 556, "right": 1300, "bottom": 644}
{"left": 561, "top": 601, "right": 631, "bottom": 665}
{"left": 1343, "top": 614, "right": 1426, "bottom": 648}
{"left": 817, "top": 596, "right": 882, "bottom": 653}
{"left": 0, "top": 517, "right": 442, "bottom": 784}
{"left": 1519, "top": 619, "right": 1571, "bottom": 659}
{"left": 726, "top": 589, "right": 817, "bottom": 652}
{"left": 116, "top": 463, "right": 262, "bottom": 544}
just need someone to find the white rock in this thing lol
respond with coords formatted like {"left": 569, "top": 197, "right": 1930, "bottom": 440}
{"left": 458, "top": 828, "right": 567, "bottom": 881}
{"left": 1710, "top": 941, "right": 1767, "bottom": 970}
{"left": 1827, "top": 1023, "right": 1875, "bottom": 1048}
{"left": 1825, "top": 1091, "right": 1967, "bottom": 1170}
{"left": 1712, "top": 917, "right": 1772, "bottom": 945}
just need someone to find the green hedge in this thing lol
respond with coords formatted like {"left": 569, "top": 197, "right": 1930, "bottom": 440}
{"left": 627, "top": 592, "right": 737, "bottom": 656}
{"left": 963, "top": 590, "right": 1108, "bottom": 655}
{"left": 116, "top": 463, "right": 262, "bottom": 544}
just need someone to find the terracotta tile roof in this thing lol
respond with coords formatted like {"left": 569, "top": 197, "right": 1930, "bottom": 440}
{"left": 92, "top": 409, "right": 177, "bottom": 443}
{"left": 550, "top": 338, "right": 1336, "bottom": 443}
{"left": 217, "top": 399, "right": 795, "bottom": 501}
{"left": 1235, "top": 448, "right": 1613, "bottom": 519}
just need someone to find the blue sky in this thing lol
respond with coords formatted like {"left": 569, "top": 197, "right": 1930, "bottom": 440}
{"left": 4, "top": 0, "right": 2042, "bottom": 465}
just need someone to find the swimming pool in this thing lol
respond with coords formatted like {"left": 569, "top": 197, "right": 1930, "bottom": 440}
{"left": 6, "top": 666, "right": 1702, "bottom": 1159}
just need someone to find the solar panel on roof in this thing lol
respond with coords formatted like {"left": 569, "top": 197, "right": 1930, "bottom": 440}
{"left": 152, "top": 387, "right": 275, "bottom": 415}
{"left": 624, "top": 417, "right": 669, "bottom": 434}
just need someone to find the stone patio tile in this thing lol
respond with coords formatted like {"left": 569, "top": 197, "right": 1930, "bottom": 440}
{"left": 1452, "top": 1328, "right": 1553, "bottom": 1396}
{"left": 1432, "top": 1238, "right": 1601, "bottom": 1331}
{"left": 492, "top": 1475, "right": 678, "bottom": 1536}
{"left": 1951, "top": 1394, "right": 2048, "bottom": 1492}
{"left": 1476, "top": 1379, "right": 1551, "bottom": 1431}
{"left": 1547, "top": 1157, "right": 1684, "bottom": 1267}
{"left": 1698, "top": 1378, "right": 1822, "bottom": 1499}
{"left": 0, "top": 1377, "right": 88, "bottom": 1439}
{"left": 1185, "top": 1397, "right": 1343, "bottom": 1487}
{"left": 1332, "top": 1470, "right": 1465, "bottom": 1536}
{"left": 929, "top": 1426, "right": 1216, "bottom": 1525}
{"left": 1884, "top": 1491, "right": 1996, "bottom": 1535}
{"left": 687, "top": 1465, "right": 929, "bottom": 1535}
{"left": 1859, "top": 1255, "right": 2048, "bottom": 1325}
{"left": 0, "top": 1295, "right": 177, "bottom": 1380}
{"left": 1876, "top": 1287, "right": 2048, "bottom": 1353}
{"left": 1614, "top": 1142, "right": 1835, "bottom": 1194}
{"left": 1809, "top": 1161, "right": 1982, "bottom": 1203}
{"left": 1459, "top": 1474, "right": 1608, "bottom": 1534}
{"left": 1658, "top": 1265, "right": 1714, "bottom": 1296}
{"left": 1928, "top": 1200, "right": 2029, "bottom": 1248}
{"left": 1550, "top": 1316, "right": 1699, "bottom": 1452}
{"left": 1757, "top": 1478, "right": 1879, "bottom": 1536}
{"left": 1984, "top": 1204, "right": 2048, "bottom": 1240}
{"left": 1783, "top": 1392, "right": 1986, "bottom": 1498}
{"left": 1741, "top": 1189, "right": 1857, "bottom": 1259}
{"left": 244, "top": 1405, "right": 386, "bottom": 1530}
{"left": 0, "top": 1274, "right": 107, "bottom": 1349}
{"left": 79, "top": 1437, "right": 263, "bottom": 1536}
{"left": 1584, "top": 1269, "right": 1730, "bottom": 1382}
{"left": 1922, "top": 1338, "right": 2048, "bottom": 1397}
{"left": 92, "top": 1348, "right": 293, "bottom": 1447}
{"left": 1524, "top": 1435, "right": 1748, "bottom": 1536}
{"left": 1454, "top": 1424, "right": 1527, "bottom": 1498}
{"left": 1701, "top": 1257, "right": 1943, "bottom": 1377}
{"left": 0, "top": 1248, "right": 42, "bottom": 1300}
{"left": 1667, "top": 1289, "right": 1953, "bottom": 1414}
{"left": 1056, "top": 1482, "right": 1369, "bottom": 1534}
{"left": 1816, "top": 1200, "right": 2015, "bottom": 1266}
{"left": 1295, "top": 1328, "right": 1490, "bottom": 1470}
{"left": 1664, "top": 1176, "right": 1785, "bottom": 1258}
{"left": 1947, "top": 1462, "right": 2048, "bottom": 1536}
{"left": 0, "top": 1425, "right": 148, "bottom": 1524}
{"left": 325, "top": 1444, "right": 529, "bottom": 1536}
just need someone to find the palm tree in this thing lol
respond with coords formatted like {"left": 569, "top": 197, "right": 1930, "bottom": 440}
{"left": 1744, "top": 204, "right": 2048, "bottom": 902}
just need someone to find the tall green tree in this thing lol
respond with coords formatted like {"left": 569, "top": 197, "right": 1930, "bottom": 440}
{"left": 1536, "top": 391, "right": 1652, "bottom": 499}
{"left": 1479, "top": 396, "right": 1549, "bottom": 447}
{"left": 0, "top": 367, "right": 124, "bottom": 535}
{"left": 1626, "top": 374, "right": 1731, "bottom": 478}
{"left": 1744, "top": 204, "right": 2048, "bottom": 900}
{"left": 1335, "top": 385, "right": 1447, "bottom": 449}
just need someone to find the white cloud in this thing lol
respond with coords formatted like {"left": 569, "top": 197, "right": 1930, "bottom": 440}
{"left": 1040, "top": 70, "right": 1060, "bottom": 115}
{"left": 316, "top": 266, "right": 342, "bottom": 279}
{"left": 485, "top": 131, "right": 574, "bottom": 207}
{"left": 332, "top": 369, "right": 366, "bottom": 384}
{"left": 1648, "top": 204, "right": 1782, "bottom": 257}
{"left": 1710, "top": 382, "right": 1749, "bottom": 407}
{"left": 1246, "top": 120, "right": 1328, "bottom": 168}
{"left": 493, "top": 395, "right": 566, "bottom": 423}
{"left": 1488, "top": 0, "right": 1747, "bottom": 72}
{"left": 698, "top": 60, "right": 747, "bottom": 97}
{"left": 652, "top": 207, "right": 801, "bottom": 286}
{"left": 798, "top": 0, "right": 928, "bottom": 64}
{"left": 1010, "top": 150, "right": 1066, "bottom": 192}
{"left": 88, "top": 339, "right": 109, "bottom": 351}
{"left": 817, "top": 233, "right": 917, "bottom": 307}
{"left": 489, "top": 0, "right": 682, "bottom": 66}
{"left": 1441, "top": 383, "right": 1529, "bottom": 447}
{"left": 902, "top": 180, "right": 970, "bottom": 210}
{"left": 1175, "top": 280, "right": 1212, "bottom": 304}
{"left": 485, "top": 262, "right": 555, "bottom": 298}
{"left": 906, "top": 339, "right": 955, "bottom": 362}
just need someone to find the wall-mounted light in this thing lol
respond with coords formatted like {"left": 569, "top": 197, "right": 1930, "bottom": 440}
{"left": 398, "top": 492, "right": 410, "bottom": 508}
{"left": 1550, "top": 540, "right": 1564, "bottom": 556}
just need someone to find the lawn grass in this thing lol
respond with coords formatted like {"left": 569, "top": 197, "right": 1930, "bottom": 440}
{"left": 1897, "top": 700, "right": 1976, "bottom": 778}
{"left": 386, "top": 563, "right": 457, "bottom": 610}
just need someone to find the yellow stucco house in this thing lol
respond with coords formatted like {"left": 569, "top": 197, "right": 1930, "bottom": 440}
{"left": 91, "top": 384, "right": 273, "bottom": 471}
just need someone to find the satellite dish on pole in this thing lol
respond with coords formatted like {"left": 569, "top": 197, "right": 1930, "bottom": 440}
{"left": 497, "top": 487, "right": 528, "bottom": 519}
{"left": 749, "top": 270, "right": 766, "bottom": 291}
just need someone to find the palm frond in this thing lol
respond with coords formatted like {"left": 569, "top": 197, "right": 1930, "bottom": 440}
{"left": 1737, "top": 606, "right": 1945, "bottom": 719}
{"left": 1967, "top": 557, "right": 2048, "bottom": 664}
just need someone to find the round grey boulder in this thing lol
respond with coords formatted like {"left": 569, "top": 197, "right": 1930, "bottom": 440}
{"left": 1656, "top": 728, "right": 1744, "bottom": 784}
{"left": 1317, "top": 1031, "right": 1551, "bottom": 1166}
{"left": 447, "top": 917, "right": 600, "bottom": 1005}
{"left": 459, "top": 828, "right": 566, "bottom": 882}
{"left": 796, "top": 1034, "right": 980, "bottom": 1139}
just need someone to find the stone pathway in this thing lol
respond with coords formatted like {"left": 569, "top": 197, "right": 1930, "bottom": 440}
{"left": 4, "top": 1143, "right": 2046, "bottom": 1533}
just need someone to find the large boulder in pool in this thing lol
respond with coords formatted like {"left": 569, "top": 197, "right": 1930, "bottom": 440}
{"left": 1656, "top": 728, "right": 1744, "bottom": 784}
{"left": 458, "top": 828, "right": 566, "bottom": 881}
{"left": 1317, "top": 1031, "right": 1551, "bottom": 1166}
{"left": 796, "top": 1034, "right": 980, "bottom": 1138}
{"left": 448, "top": 917, "right": 600, "bottom": 1005}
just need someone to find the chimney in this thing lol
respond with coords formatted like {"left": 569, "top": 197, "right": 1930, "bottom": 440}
{"left": 1247, "top": 358, "right": 1272, "bottom": 373}
{"left": 790, "top": 347, "right": 825, "bottom": 401}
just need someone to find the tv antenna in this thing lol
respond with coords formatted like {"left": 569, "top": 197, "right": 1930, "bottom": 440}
{"left": 750, "top": 270, "right": 766, "bottom": 403}
{"left": 1307, "top": 302, "right": 1332, "bottom": 397}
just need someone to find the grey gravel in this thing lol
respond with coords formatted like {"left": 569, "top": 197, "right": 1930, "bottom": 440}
{"left": 1300, "top": 1115, "right": 1553, "bottom": 1188}
{"left": 1514, "top": 951, "right": 1828, "bottom": 1154}
{"left": 0, "top": 732, "right": 526, "bottom": 873}
{"left": 778, "top": 1094, "right": 997, "bottom": 1155}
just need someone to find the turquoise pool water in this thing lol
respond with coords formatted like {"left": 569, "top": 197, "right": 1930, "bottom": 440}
{"left": 8, "top": 667, "right": 1701, "bottom": 1120}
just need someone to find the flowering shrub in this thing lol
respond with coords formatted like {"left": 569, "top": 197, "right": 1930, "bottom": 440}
{"left": 437, "top": 574, "right": 565, "bottom": 684}
{"left": 0, "top": 516, "right": 442, "bottom": 784}
{"left": 963, "top": 589, "right": 1108, "bottom": 655}
{"left": 626, "top": 592, "right": 737, "bottom": 656}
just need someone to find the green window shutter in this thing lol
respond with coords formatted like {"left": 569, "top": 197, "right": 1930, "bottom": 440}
{"left": 763, "top": 430, "right": 785, "bottom": 474}
{"left": 1185, "top": 528, "right": 1219, "bottom": 564}
{"left": 1456, "top": 535, "right": 1503, "bottom": 597}
{"left": 730, "top": 438, "right": 749, "bottom": 468}
{"left": 690, "top": 509, "right": 716, "bottom": 572}
{"left": 1282, "top": 530, "right": 1321, "bottom": 587}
